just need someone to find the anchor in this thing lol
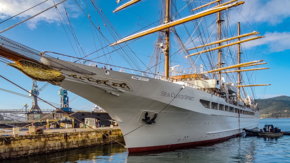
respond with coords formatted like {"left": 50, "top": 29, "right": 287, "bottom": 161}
{"left": 142, "top": 112, "right": 157, "bottom": 124}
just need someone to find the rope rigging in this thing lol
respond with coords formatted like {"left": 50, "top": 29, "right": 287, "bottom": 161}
{"left": 187, "top": 0, "right": 217, "bottom": 74}
{"left": 0, "top": 0, "right": 48, "bottom": 25}
{"left": 52, "top": 2, "right": 80, "bottom": 58}
{"left": 73, "top": 0, "right": 146, "bottom": 72}
{"left": 90, "top": 0, "right": 147, "bottom": 71}
{"left": 173, "top": 0, "right": 262, "bottom": 101}
{"left": 0, "top": 0, "right": 67, "bottom": 34}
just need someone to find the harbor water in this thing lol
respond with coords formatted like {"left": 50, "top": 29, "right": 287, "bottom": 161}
{"left": 3, "top": 118, "right": 290, "bottom": 163}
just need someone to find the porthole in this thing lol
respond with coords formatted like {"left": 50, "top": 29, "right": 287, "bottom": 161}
{"left": 105, "top": 70, "right": 110, "bottom": 75}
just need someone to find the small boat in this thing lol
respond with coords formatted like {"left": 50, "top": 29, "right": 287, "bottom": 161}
{"left": 258, "top": 132, "right": 283, "bottom": 137}
{"left": 258, "top": 124, "right": 283, "bottom": 137}
{"left": 244, "top": 128, "right": 260, "bottom": 136}
{"left": 244, "top": 124, "right": 284, "bottom": 137}
{"left": 283, "top": 131, "right": 290, "bottom": 135}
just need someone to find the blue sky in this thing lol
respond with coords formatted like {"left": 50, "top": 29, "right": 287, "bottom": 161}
{"left": 0, "top": 0, "right": 289, "bottom": 111}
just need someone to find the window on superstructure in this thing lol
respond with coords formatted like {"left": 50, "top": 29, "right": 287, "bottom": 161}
{"left": 235, "top": 108, "right": 239, "bottom": 113}
{"left": 219, "top": 104, "right": 224, "bottom": 111}
{"left": 212, "top": 102, "right": 218, "bottom": 110}
{"left": 230, "top": 107, "right": 234, "bottom": 112}
{"left": 200, "top": 100, "right": 210, "bottom": 108}
{"left": 225, "top": 106, "right": 229, "bottom": 111}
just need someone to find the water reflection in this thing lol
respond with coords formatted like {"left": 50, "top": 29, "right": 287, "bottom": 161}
{"left": 127, "top": 136, "right": 259, "bottom": 163}
{"left": 3, "top": 143, "right": 127, "bottom": 163}
{"left": 3, "top": 119, "right": 290, "bottom": 163}
{"left": 3, "top": 136, "right": 286, "bottom": 163}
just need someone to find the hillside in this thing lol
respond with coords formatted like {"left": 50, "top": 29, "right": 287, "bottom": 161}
{"left": 256, "top": 95, "right": 290, "bottom": 118}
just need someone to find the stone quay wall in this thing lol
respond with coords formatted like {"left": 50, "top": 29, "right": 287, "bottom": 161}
{"left": 0, "top": 129, "right": 124, "bottom": 160}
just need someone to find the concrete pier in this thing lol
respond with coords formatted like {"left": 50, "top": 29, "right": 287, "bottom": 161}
{"left": 0, "top": 127, "right": 124, "bottom": 160}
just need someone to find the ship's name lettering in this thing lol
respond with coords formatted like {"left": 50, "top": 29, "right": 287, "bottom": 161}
{"left": 161, "top": 91, "right": 194, "bottom": 101}
{"left": 67, "top": 74, "right": 130, "bottom": 90}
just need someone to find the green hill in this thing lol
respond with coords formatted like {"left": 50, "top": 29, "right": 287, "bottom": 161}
{"left": 256, "top": 95, "right": 290, "bottom": 118}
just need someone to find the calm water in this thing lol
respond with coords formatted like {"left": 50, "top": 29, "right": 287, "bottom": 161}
{"left": 4, "top": 119, "right": 290, "bottom": 163}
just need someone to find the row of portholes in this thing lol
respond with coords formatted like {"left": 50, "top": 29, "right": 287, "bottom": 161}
{"left": 191, "top": 120, "right": 255, "bottom": 127}
{"left": 196, "top": 121, "right": 254, "bottom": 125}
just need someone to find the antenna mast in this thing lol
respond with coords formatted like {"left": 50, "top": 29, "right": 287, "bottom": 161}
{"left": 164, "top": 0, "right": 170, "bottom": 78}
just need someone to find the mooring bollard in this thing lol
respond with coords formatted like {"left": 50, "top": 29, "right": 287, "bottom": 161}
{"left": 13, "top": 127, "right": 19, "bottom": 137}
{"left": 29, "top": 126, "right": 35, "bottom": 135}
{"left": 47, "top": 119, "right": 49, "bottom": 133}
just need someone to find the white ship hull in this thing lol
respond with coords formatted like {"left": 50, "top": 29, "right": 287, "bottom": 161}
{"left": 39, "top": 58, "right": 259, "bottom": 152}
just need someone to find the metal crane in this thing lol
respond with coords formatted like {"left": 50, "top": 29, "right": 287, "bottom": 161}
{"left": 0, "top": 82, "right": 77, "bottom": 114}
{"left": 0, "top": 87, "right": 59, "bottom": 107}
{"left": 59, "top": 88, "right": 72, "bottom": 112}
{"left": 29, "top": 80, "right": 42, "bottom": 113}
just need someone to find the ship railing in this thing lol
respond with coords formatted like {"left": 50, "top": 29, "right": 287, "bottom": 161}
{"left": 87, "top": 62, "right": 167, "bottom": 79}
{"left": 42, "top": 51, "right": 159, "bottom": 78}
{"left": 159, "top": 77, "right": 219, "bottom": 95}
{"left": 43, "top": 51, "right": 203, "bottom": 80}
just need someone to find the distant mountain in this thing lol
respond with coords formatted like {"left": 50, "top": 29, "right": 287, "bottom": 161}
{"left": 256, "top": 95, "right": 290, "bottom": 118}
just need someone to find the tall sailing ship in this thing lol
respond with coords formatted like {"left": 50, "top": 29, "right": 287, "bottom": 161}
{"left": 0, "top": 0, "right": 270, "bottom": 152}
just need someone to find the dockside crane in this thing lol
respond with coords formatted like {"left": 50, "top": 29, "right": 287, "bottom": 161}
{"left": 59, "top": 88, "right": 72, "bottom": 112}
{"left": 0, "top": 87, "right": 59, "bottom": 107}
{"left": 29, "top": 80, "right": 42, "bottom": 113}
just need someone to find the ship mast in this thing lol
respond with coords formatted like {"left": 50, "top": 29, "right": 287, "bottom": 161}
{"left": 237, "top": 22, "right": 241, "bottom": 99}
{"left": 164, "top": 0, "right": 170, "bottom": 78}
{"left": 217, "top": 0, "right": 222, "bottom": 85}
